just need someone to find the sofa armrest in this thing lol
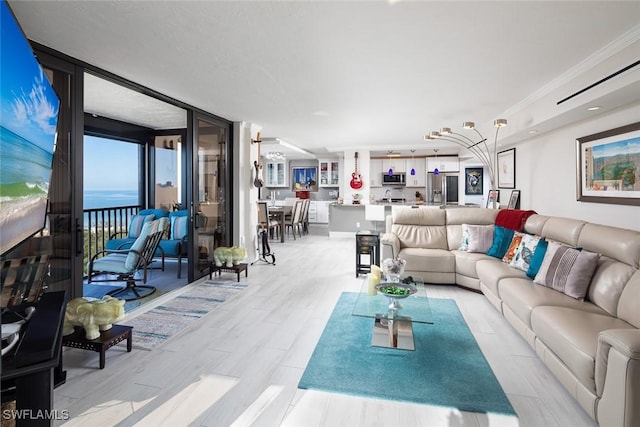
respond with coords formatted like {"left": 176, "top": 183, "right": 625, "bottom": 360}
{"left": 380, "top": 232, "right": 399, "bottom": 259}
{"left": 595, "top": 329, "right": 640, "bottom": 426}
{"left": 596, "top": 328, "right": 640, "bottom": 396}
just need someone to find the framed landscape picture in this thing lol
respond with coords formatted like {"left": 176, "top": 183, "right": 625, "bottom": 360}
{"left": 576, "top": 122, "right": 640, "bottom": 206}
{"left": 497, "top": 148, "right": 516, "bottom": 189}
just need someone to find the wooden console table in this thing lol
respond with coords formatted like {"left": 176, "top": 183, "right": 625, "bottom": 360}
{"left": 62, "top": 324, "right": 133, "bottom": 369}
{"left": 209, "top": 262, "right": 248, "bottom": 282}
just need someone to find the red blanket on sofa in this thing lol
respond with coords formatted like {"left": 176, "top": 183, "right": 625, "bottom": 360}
{"left": 495, "top": 209, "right": 536, "bottom": 231}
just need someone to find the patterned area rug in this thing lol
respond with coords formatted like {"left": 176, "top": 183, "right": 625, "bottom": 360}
{"left": 124, "top": 280, "right": 247, "bottom": 350}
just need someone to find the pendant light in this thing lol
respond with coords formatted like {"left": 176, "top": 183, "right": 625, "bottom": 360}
{"left": 410, "top": 149, "right": 416, "bottom": 176}
{"left": 433, "top": 148, "right": 439, "bottom": 175}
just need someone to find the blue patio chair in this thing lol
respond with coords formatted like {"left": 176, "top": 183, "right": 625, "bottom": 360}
{"left": 157, "top": 210, "right": 189, "bottom": 278}
{"left": 88, "top": 217, "right": 169, "bottom": 301}
{"left": 105, "top": 208, "right": 170, "bottom": 252}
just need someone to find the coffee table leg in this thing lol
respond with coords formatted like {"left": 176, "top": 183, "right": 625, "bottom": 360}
{"left": 99, "top": 348, "right": 106, "bottom": 369}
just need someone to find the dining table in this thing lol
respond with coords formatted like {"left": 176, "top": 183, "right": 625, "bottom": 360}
{"left": 267, "top": 205, "right": 292, "bottom": 243}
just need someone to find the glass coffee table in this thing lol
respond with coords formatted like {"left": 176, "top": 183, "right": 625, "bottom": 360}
{"left": 352, "top": 277, "right": 432, "bottom": 350}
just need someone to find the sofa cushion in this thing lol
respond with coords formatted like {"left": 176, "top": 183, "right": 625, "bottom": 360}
{"left": 486, "top": 226, "right": 515, "bottom": 259}
{"left": 398, "top": 248, "right": 454, "bottom": 273}
{"left": 476, "top": 258, "right": 527, "bottom": 298}
{"left": 531, "top": 306, "right": 635, "bottom": 392}
{"left": 453, "top": 250, "right": 494, "bottom": 279}
{"left": 500, "top": 278, "right": 607, "bottom": 330}
{"left": 393, "top": 224, "right": 448, "bottom": 250}
{"left": 534, "top": 242, "right": 600, "bottom": 300}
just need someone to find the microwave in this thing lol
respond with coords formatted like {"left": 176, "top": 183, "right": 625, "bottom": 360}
{"left": 382, "top": 173, "right": 406, "bottom": 185}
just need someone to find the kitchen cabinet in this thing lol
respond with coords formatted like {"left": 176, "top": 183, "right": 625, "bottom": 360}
{"left": 265, "top": 160, "right": 287, "bottom": 187}
{"left": 308, "top": 201, "right": 317, "bottom": 222}
{"left": 319, "top": 159, "right": 339, "bottom": 187}
{"left": 370, "top": 159, "right": 383, "bottom": 187}
{"left": 308, "top": 201, "right": 330, "bottom": 223}
{"left": 316, "top": 201, "right": 330, "bottom": 223}
{"left": 404, "top": 158, "right": 426, "bottom": 187}
{"left": 426, "top": 156, "right": 459, "bottom": 173}
{"left": 382, "top": 158, "right": 405, "bottom": 174}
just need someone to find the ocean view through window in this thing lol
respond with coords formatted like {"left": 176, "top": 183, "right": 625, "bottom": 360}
{"left": 83, "top": 135, "right": 140, "bottom": 210}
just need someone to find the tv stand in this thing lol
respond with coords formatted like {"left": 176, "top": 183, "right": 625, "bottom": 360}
{"left": 1, "top": 291, "right": 67, "bottom": 426}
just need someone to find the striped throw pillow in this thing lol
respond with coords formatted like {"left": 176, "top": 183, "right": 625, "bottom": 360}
{"left": 533, "top": 241, "right": 600, "bottom": 300}
{"left": 127, "top": 214, "right": 155, "bottom": 239}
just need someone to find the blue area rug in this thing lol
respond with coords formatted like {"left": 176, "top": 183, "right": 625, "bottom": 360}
{"left": 298, "top": 292, "right": 515, "bottom": 416}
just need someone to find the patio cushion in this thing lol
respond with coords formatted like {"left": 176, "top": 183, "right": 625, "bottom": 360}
{"left": 125, "top": 220, "right": 156, "bottom": 270}
{"left": 127, "top": 214, "right": 155, "bottom": 238}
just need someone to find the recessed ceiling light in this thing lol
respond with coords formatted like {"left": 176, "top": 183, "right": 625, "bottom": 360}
{"left": 587, "top": 106, "right": 602, "bottom": 111}
{"left": 528, "top": 130, "right": 538, "bottom": 134}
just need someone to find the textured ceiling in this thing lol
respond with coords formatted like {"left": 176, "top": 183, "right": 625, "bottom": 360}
{"left": 9, "top": 1, "right": 640, "bottom": 158}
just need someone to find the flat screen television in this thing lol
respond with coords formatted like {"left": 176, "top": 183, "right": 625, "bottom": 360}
{"left": 0, "top": 0, "right": 60, "bottom": 257}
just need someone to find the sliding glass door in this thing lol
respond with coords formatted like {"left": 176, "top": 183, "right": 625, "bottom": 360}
{"left": 189, "top": 114, "right": 232, "bottom": 281}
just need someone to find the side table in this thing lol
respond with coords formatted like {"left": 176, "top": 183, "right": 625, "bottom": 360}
{"left": 356, "top": 230, "right": 380, "bottom": 277}
{"left": 209, "top": 262, "right": 248, "bottom": 282}
{"left": 62, "top": 324, "right": 133, "bottom": 369}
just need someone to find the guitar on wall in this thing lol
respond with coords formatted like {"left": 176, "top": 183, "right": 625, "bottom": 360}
{"left": 253, "top": 132, "right": 264, "bottom": 188}
{"left": 350, "top": 152, "right": 363, "bottom": 190}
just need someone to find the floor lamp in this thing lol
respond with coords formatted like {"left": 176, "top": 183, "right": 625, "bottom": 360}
{"left": 365, "top": 204, "right": 386, "bottom": 233}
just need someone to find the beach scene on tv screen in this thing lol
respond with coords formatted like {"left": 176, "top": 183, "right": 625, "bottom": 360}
{"left": 0, "top": 1, "right": 60, "bottom": 255}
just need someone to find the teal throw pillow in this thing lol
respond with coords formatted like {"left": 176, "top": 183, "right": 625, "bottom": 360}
{"left": 526, "top": 239, "right": 548, "bottom": 278}
{"left": 486, "top": 226, "right": 515, "bottom": 259}
{"left": 127, "top": 214, "right": 155, "bottom": 239}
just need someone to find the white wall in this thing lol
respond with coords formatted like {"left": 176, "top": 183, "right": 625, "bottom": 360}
{"left": 233, "top": 122, "right": 261, "bottom": 258}
{"left": 511, "top": 102, "right": 640, "bottom": 231}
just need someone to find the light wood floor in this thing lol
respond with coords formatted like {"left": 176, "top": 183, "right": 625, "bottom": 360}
{"left": 55, "top": 225, "right": 597, "bottom": 427}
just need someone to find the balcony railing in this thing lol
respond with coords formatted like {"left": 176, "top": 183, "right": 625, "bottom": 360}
{"left": 83, "top": 205, "right": 141, "bottom": 275}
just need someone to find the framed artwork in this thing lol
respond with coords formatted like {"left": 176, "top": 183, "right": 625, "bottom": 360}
{"left": 292, "top": 166, "right": 318, "bottom": 192}
{"left": 486, "top": 190, "right": 500, "bottom": 208}
{"left": 576, "top": 122, "right": 640, "bottom": 206}
{"left": 507, "top": 190, "right": 520, "bottom": 209}
{"left": 497, "top": 148, "right": 516, "bottom": 189}
{"left": 465, "top": 167, "right": 483, "bottom": 195}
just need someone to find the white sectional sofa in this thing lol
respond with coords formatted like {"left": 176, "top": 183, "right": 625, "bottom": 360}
{"left": 380, "top": 207, "right": 640, "bottom": 427}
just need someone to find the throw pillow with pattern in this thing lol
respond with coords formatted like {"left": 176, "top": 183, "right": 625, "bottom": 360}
{"left": 127, "top": 214, "right": 155, "bottom": 239}
{"left": 459, "top": 224, "right": 470, "bottom": 251}
{"left": 509, "top": 234, "right": 543, "bottom": 272}
{"left": 502, "top": 232, "right": 524, "bottom": 264}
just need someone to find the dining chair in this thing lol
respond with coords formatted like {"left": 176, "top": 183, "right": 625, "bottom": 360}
{"left": 285, "top": 200, "right": 304, "bottom": 240}
{"left": 301, "top": 199, "right": 311, "bottom": 234}
{"left": 257, "top": 201, "right": 280, "bottom": 239}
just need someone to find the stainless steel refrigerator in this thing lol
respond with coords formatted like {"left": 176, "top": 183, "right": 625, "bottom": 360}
{"left": 427, "top": 172, "right": 459, "bottom": 205}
